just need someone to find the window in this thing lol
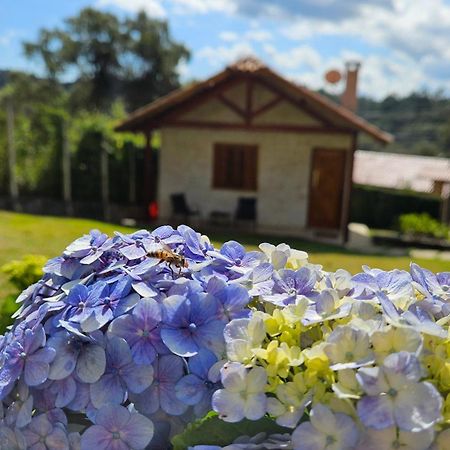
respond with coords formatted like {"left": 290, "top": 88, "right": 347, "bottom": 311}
{"left": 213, "top": 143, "right": 258, "bottom": 191}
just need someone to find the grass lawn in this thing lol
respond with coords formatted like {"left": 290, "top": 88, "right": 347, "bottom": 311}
{"left": 1, "top": 210, "right": 449, "bottom": 300}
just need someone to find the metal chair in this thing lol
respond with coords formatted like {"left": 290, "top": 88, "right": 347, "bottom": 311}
{"left": 170, "top": 193, "right": 200, "bottom": 223}
{"left": 234, "top": 197, "right": 256, "bottom": 229}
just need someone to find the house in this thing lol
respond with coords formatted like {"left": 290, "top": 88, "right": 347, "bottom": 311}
{"left": 353, "top": 150, "right": 450, "bottom": 195}
{"left": 116, "top": 57, "right": 392, "bottom": 243}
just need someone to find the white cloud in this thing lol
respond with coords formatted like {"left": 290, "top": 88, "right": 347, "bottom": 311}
{"left": 197, "top": 42, "right": 255, "bottom": 68}
{"left": 263, "top": 44, "right": 322, "bottom": 71}
{"left": 220, "top": 29, "right": 273, "bottom": 44}
{"left": 245, "top": 29, "right": 272, "bottom": 42}
{"left": 0, "top": 30, "right": 18, "bottom": 47}
{"left": 96, "top": 0, "right": 166, "bottom": 18}
{"left": 219, "top": 31, "right": 238, "bottom": 42}
{"left": 170, "top": 0, "right": 235, "bottom": 14}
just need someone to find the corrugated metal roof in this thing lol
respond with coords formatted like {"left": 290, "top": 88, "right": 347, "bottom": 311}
{"left": 353, "top": 150, "right": 450, "bottom": 193}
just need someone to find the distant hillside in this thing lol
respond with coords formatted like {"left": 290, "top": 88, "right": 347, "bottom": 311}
{"left": 356, "top": 94, "right": 450, "bottom": 157}
{"left": 317, "top": 90, "right": 450, "bottom": 157}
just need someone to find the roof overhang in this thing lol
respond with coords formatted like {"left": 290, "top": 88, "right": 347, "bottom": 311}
{"left": 115, "top": 57, "right": 393, "bottom": 145}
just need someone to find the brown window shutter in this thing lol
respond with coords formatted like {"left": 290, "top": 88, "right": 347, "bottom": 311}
{"left": 213, "top": 143, "right": 258, "bottom": 191}
{"left": 243, "top": 146, "right": 257, "bottom": 190}
{"left": 213, "top": 145, "right": 226, "bottom": 188}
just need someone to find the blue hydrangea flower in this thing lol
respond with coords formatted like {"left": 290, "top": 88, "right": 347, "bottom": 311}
{"left": 90, "top": 336, "right": 153, "bottom": 408}
{"left": 206, "top": 277, "right": 250, "bottom": 321}
{"left": 161, "top": 293, "right": 225, "bottom": 357}
{"left": 356, "top": 351, "right": 442, "bottom": 432}
{"left": 76, "top": 277, "right": 139, "bottom": 332}
{"left": 115, "top": 230, "right": 153, "bottom": 261}
{"left": 80, "top": 404, "right": 154, "bottom": 450}
{"left": 47, "top": 330, "right": 106, "bottom": 384}
{"left": 208, "top": 241, "right": 264, "bottom": 278}
{"left": 236, "top": 263, "right": 274, "bottom": 297}
{"left": 0, "top": 325, "right": 55, "bottom": 398}
{"left": 352, "top": 268, "right": 413, "bottom": 306}
{"left": 175, "top": 349, "right": 220, "bottom": 416}
{"left": 4, "top": 380, "right": 33, "bottom": 428}
{"left": 64, "top": 230, "right": 112, "bottom": 265}
{"left": 22, "top": 413, "right": 69, "bottom": 450}
{"left": 410, "top": 263, "right": 449, "bottom": 302}
{"left": 108, "top": 297, "right": 168, "bottom": 365}
{"left": 0, "top": 424, "right": 26, "bottom": 449}
{"left": 131, "top": 354, "right": 187, "bottom": 416}
{"left": 262, "top": 267, "right": 316, "bottom": 306}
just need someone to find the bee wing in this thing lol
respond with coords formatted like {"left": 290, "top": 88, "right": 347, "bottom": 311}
{"left": 145, "top": 242, "right": 164, "bottom": 253}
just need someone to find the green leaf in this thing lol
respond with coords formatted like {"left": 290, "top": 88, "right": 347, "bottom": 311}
{"left": 171, "top": 413, "right": 289, "bottom": 450}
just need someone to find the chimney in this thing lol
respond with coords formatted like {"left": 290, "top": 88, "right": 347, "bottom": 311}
{"left": 341, "top": 61, "right": 361, "bottom": 112}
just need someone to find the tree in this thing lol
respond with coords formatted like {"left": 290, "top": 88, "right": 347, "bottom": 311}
{"left": 122, "top": 11, "right": 190, "bottom": 110}
{"left": 23, "top": 8, "right": 190, "bottom": 111}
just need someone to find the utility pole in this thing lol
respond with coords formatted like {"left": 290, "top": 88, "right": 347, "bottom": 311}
{"left": 6, "top": 99, "right": 20, "bottom": 211}
{"left": 62, "top": 120, "right": 73, "bottom": 216}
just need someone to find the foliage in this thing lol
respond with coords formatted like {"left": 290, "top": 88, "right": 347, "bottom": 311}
{"left": 357, "top": 92, "right": 450, "bottom": 157}
{"left": 1, "top": 254, "right": 47, "bottom": 291}
{"left": 0, "top": 295, "right": 19, "bottom": 335}
{"left": 23, "top": 7, "right": 190, "bottom": 110}
{"left": 398, "top": 212, "right": 449, "bottom": 240}
{"left": 0, "top": 255, "right": 47, "bottom": 333}
{"left": 351, "top": 184, "right": 441, "bottom": 229}
{"left": 171, "top": 412, "right": 289, "bottom": 449}
{"left": 0, "top": 227, "right": 449, "bottom": 449}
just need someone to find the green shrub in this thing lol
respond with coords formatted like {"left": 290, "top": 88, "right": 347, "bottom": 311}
{"left": 0, "top": 254, "right": 47, "bottom": 333}
{"left": 1, "top": 254, "right": 47, "bottom": 291}
{"left": 398, "top": 213, "right": 449, "bottom": 240}
{"left": 0, "top": 295, "right": 20, "bottom": 334}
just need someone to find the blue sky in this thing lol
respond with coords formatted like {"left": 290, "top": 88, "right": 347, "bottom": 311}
{"left": 1, "top": 0, "right": 450, "bottom": 99}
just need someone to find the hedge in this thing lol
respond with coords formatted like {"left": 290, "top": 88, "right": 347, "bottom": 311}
{"left": 350, "top": 184, "right": 441, "bottom": 229}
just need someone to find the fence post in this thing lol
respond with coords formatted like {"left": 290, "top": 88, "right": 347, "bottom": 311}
{"left": 6, "top": 99, "right": 20, "bottom": 211}
{"left": 101, "top": 140, "right": 110, "bottom": 221}
{"left": 128, "top": 144, "right": 136, "bottom": 204}
{"left": 62, "top": 120, "right": 73, "bottom": 216}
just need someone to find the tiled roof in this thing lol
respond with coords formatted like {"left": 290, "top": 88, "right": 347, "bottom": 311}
{"left": 353, "top": 150, "right": 450, "bottom": 192}
{"left": 116, "top": 56, "right": 393, "bottom": 144}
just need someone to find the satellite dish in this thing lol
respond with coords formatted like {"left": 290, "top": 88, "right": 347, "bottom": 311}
{"left": 325, "top": 69, "right": 342, "bottom": 84}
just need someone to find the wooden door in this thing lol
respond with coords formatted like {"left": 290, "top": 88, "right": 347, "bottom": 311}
{"left": 308, "top": 148, "right": 347, "bottom": 229}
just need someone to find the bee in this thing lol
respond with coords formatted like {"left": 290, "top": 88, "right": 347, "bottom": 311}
{"left": 147, "top": 242, "right": 188, "bottom": 275}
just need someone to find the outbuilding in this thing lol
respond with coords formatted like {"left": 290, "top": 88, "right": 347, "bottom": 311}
{"left": 116, "top": 57, "right": 392, "bottom": 243}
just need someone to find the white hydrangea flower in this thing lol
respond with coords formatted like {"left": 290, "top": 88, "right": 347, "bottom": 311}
{"left": 356, "top": 426, "right": 434, "bottom": 450}
{"left": 291, "top": 404, "right": 359, "bottom": 450}
{"left": 372, "top": 326, "right": 423, "bottom": 363}
{"left": 212, "top": 362, "right": 267, "bottom": 422}
{"left": 324, "top": 325, "right": 374, "bottom": 370}
{"left": 223, "top": 316, "right": 266, "bottom": 364}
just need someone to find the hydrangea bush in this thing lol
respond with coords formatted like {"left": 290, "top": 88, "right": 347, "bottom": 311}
{"left": 0, "top": 225, "right": 449, "bottom": 449}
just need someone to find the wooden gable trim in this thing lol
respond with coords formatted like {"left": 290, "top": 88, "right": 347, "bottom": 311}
{"left": 159, "top": 120, "right": 354, "bottom": 135}
{"left": 140, "top": 75, "right": 245, "bottom": 129}
{"left": 251, "top": 96, "right": 283, "bottom": 119}
{"left": 245, "top": 79, "right": 254, "bottom": 125}
{"left": 116, "top": 57, "right": 393, "bottom": 143}
{"left": 254, "top": 75, "right": 332, "bottom": 126}
{"left": 217, "top": 93, "right": 247, "bottom": 120}
{"left": 160, "top": 74, "right": 331, "bottom": 130}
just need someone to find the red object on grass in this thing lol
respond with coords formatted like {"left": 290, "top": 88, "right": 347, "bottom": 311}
{"left": 148, "top": 201, "right": 158, "bottom": 220}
